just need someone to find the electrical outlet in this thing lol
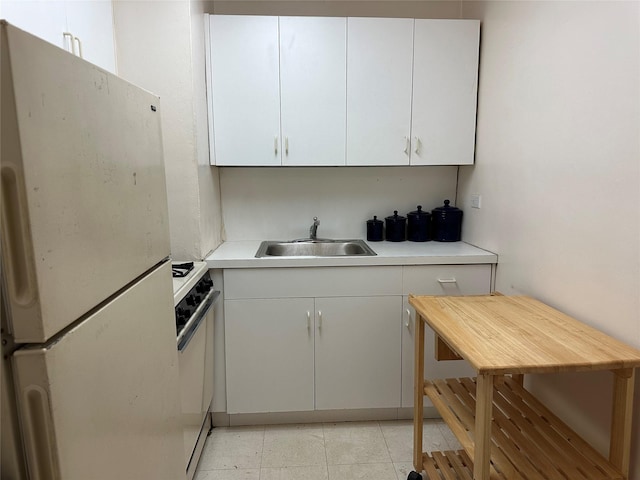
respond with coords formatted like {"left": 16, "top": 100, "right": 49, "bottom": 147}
{"left": 471, "top": 194, "right": 482, "bottom": 209}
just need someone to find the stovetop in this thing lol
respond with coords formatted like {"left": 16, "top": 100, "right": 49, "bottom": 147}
{"left": 171, "top": 261, "right": 208, "bottom": 305}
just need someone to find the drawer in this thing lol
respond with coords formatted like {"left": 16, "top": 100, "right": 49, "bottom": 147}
{"left": 224, "top": 266, "right": 403, "bottom": 299}
{"left": 402, "top": 264, "right": 491, "bottom": 296}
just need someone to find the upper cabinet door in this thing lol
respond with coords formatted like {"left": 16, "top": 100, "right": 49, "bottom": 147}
{"left": 210, "top": 15, "right": 281, "bottom": 166}
{"left": 346, "top": 17, "right": 414, "bottom": 166}
{"left": 1, "top": 1, "right": 116, "bottom": 73}
{"left": 411, "top": 20, "right": 480, "bottom": 165}
{"left": 280, "top": 17, "right": 346, "bottom": 166}
{"left": 65, "top": 1, "right": 116, "bottom": 73}
{"left": 0, "top": 1, "right": 68, "bottom": 49}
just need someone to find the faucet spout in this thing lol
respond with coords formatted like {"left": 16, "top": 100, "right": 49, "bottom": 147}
{"left": 309, "top": 217, "right": 320, "bottom": 240}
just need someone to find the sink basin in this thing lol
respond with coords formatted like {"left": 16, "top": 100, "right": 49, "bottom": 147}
{"left": 255, "top": 239, "right": 376, "bottom": 258}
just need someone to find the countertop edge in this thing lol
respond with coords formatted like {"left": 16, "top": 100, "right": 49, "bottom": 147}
{"left": 205, "top": 241, "right": 498, "bottom": 269}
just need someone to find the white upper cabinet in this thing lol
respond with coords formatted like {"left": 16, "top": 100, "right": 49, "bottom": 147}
{"left": 346, "top": 17, "right": 414, "bottom": 166}
{"left": 210, "top": 15, "right": 281, "bottom": 166}
{"left": 280, "top": 17, "right": 346, "bottom": 166}
{"left": 0, "top": 1, "right": 116, "bottom": 73}
{"left": 410, "top": 20, "right": 480, "bottom": 165}
{"left": 205, "top": 15, "right": 480, "bottom": 166}
{"left": 0, "top": 1, "right": 67, "bottom": 48}
{"left": 209, "top": 15, "right": 346, "bottom": 166}
{"left": 64, "top": 1, "right": 116, "bottom": 73}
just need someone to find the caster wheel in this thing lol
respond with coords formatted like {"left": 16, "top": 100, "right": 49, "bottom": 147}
{"left": 407, "top": 471, "right": 422, "bottom": 480}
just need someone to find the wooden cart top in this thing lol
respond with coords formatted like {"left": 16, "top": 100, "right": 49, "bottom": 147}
{"left": 408, "top": 294, "right": 640, "bottom": 375}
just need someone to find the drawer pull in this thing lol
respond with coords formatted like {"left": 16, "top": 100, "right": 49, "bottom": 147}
{"left": 405, "top": 308, "right": 411, "bottom": 329}
{"left": 437, "top": 278, "right": 457, "bottom": 284}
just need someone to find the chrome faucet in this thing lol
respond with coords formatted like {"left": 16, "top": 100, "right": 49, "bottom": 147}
{"left": 309, "top": 217, "right": 320, "bottom": 240}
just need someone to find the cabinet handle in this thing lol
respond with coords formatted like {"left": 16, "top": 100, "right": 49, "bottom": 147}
{"left": 74, "top": 36, "right": 83, "bottom": 58}
{"left": 317, "top": 310, "right": 322, "bottom": 331}
{"left": 62, "top": 33, "right": 83, "bottom": 58}
{"left": 414, "top": 137, "right": 421, "bottom": 154}
{"left": 63, "top": 32, "right": 74, "bottom": 54}
{"left": 403, "top": 136, "right": 410, "bottom": 155}
{"left": 437, "top": 278, "right": 457, "bottom": 284}
{"left": 405, "top": 308, "right": 411, "bottom": 329}
{"left": 274, "top": 136, "right": 278, "bottom": 155}
{"left": 285, "top": 137, "right": 289, "bottom": 155}
{"left": 306, "top": 311, "right": 311, "bottom": 331}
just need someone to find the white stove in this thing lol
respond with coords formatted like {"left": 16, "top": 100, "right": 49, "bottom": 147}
{"left": 171, "top": 261, "right": 218, "bottom": 480}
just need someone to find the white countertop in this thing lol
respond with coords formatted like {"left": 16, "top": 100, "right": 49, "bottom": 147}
{"left": 205, "top": 240, "right": 497, "bottom": 269}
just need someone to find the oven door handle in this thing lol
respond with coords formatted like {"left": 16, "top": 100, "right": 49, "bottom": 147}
{"left": 177, "top": 290, "right": 220, "bottom": 352}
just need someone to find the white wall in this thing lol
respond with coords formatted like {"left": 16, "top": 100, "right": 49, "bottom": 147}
{"left": 113, "top": 0, "right": 223, "bottom": 260}
{"left": 458, "top": 0, "right": 640, "bottom": 475}
{"left": 191, "top": 0, "right": 224, "bottom": 256}
{"left": 220, "top": 167, "right": 457, "bottom": 240}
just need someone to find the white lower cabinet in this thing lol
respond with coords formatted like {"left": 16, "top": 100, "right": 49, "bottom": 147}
{"left": 223, "top": 264, "right": 493, "bottom": 415}
{"left": 315, "top": 296, "right": 401, "bottom": 410}
{"left": 224, "top": 295, "right": 402, "bottom": 414}
{"left": 225, "top": 297, "right": 315, "bottom": 414}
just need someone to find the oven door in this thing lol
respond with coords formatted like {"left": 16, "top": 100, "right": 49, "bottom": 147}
{"left": 177, "top": 289, "right": 219, "bottom": 476}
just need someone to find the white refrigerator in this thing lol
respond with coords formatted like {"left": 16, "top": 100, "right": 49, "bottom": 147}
{"left": 1, "top": 22, "right": 185, "bottom": 479}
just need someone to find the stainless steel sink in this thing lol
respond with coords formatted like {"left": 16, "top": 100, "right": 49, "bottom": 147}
{"left": 255, "top": 239, "right": 376, "bottom": 258}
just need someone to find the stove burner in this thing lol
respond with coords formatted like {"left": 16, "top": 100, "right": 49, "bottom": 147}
{"left": 172, "top": 262, "right": 194, "bottom": 278}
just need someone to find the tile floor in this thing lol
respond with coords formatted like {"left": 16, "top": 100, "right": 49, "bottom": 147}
{"left": 195, "top": 419, "right": 461, "bottom": 480}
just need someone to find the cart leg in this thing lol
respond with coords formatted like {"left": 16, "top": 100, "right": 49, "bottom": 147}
{"left": 413, "top": 312, "right": 425, "bottom": 472}
{"left": 473, "top": 373, "right": 493, "bottom": 480}
{"left": 610, "top": 368, "right": 635, "bottom": 478}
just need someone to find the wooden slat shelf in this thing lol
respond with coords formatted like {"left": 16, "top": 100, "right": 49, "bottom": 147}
{"left": 421, "top": 450, "right": 481, "bottom": 480}
{"left": 423, "top": 376, "right": 624, "bottom": 480}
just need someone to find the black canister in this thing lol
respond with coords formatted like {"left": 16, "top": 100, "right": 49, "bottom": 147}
{"left": 406, "top": 205, "right": 431, "bottom": 242}
{"left": 366, "top": 215, "right": 384, "bottom": 242}
{"left": 431, "top": 199, "right": 463, "bottom": 242}
{"left": 385, "top": 211, "right": 406, "bottom": 242}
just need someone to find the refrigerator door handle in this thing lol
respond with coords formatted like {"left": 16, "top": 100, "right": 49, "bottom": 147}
{"left": 1, "top": 166, "right": 37, "bottom": 308}
{"left": 22, "top": 385, "right": 57, "bottom": 478}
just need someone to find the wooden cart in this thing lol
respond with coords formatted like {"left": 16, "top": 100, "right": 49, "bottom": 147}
{"left": 408, "top": 294, "right": 640, "bottom": 480}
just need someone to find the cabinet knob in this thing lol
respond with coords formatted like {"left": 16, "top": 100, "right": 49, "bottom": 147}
{"left": 403, "top": 136, "right": 410, "bottom": 155}
{"left": 306, "top": 311, "right": 311, "bottom": 331}
{"left": 317, "top": 310, "right": 322, "bottom": 331}
{"left": 405, "top": 308, "right": 411, "bottom": 329}
{"left": 414, "top": 137, "right": 421, "bottom": 154}
{"left": 274, "top": 136, "right": 279, "bottom": 155}
{"left": 285, "top": 137, "right": 289, "bottom": 155}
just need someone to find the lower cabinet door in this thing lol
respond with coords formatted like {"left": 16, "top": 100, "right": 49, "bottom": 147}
{"left": 401, "top": 295, "right": 476, "bottom": 408}
{"left": 314, "top": 296, "right": 402, "bottom": 410}
{"left": 225, "top": 298, "right": 315, "bottom": 414}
